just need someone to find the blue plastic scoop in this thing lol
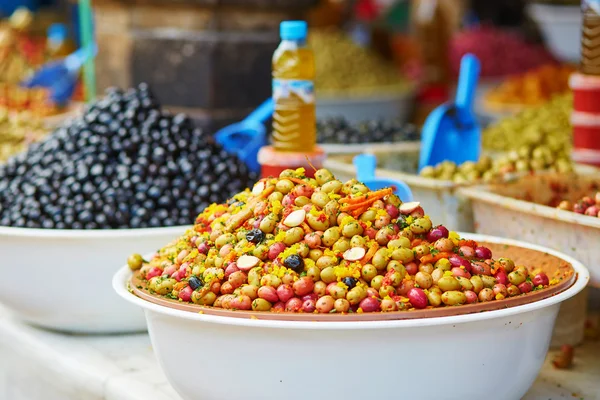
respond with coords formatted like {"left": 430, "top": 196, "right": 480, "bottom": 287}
{"left": 214, "top": 98, "right": 273, "bottom": 174}
{"left": 21, "top": 44, "right": 97, "bottom": 106}
{"left": 419, "top": 53, "right": 481, "bottom": 171}
{"left": 353, "top": 154, "right": 413, "bottom": 202}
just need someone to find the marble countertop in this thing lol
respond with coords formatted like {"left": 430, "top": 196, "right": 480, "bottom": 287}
{"left": 0, "top": 307, "right": 597, "bottom": 400}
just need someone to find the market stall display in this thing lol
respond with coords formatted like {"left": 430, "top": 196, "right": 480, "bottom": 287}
{"left": 450, "top": 25, "right": 557, "bottom": 79}
{"left": 0, "top": 84, "right": 255, "bottom": 229}
{"left": 0, "top": 83, "right": 256, "bottom": 333}
{"left": 128, "top": 167, "right": 568, "bottom": 315}
{"left": 317, "top": 116, "right": 419, "bottom": 145}
{"left": 482, "top": 64, "right": 574, "bottom": 113}
{"left": 308, "top": 28, "right": 413, "bottom": 122}
{"left": 0, "top": 109, "right": 48, "bottom": 162}
{"left": 482, "top": 93, "right": 571, "bottom": 152}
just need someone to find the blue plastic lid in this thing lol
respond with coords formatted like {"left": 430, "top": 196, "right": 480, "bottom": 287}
{"left": 280, "top": 21, "right": 308, "bottom": 41}
{"left": 48, "top": 23, "right": 67, "bottom": 41}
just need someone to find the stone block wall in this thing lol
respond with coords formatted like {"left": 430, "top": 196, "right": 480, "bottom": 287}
{"left": 92, "top": 0, "right": 316, "bottom": 130}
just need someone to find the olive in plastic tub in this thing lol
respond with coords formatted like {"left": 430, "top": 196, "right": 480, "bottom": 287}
{"left": 460, "top": 173, "right": 600, "bottom": 347}
{"left": 324, "top": 147, "right": 476, "bottom": 232}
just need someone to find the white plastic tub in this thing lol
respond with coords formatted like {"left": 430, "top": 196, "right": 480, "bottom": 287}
{"left": 460, "top": 174, "right": 600, "bottom": 346}
{"left": 0, "top": 225, "right": 188, "bottom": 333}
{"left": 114, "top": 233, "right": 589, "bottom": 400}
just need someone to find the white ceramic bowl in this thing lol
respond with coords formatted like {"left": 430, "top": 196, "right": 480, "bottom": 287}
{"left": 0, "top": 225, "right": 189, "bottom": 333}
{"left": 114, "top": 233, "right": 589, "bottom": 400}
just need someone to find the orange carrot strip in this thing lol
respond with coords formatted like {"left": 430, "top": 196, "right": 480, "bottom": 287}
{"left": 361, "top": 243, "right": 379, "bottom": 265}
{"left": 300, "top": 222, "right": 312, "bottom": 235}
{"left": 411, "top": 238, "right": 424, "bottom": 247}
{"left": 289, "top": 178, "right": 311, "bottom": 186}
{"left": 339, "top": 188, "right": 393, "bottom": 205}
{"left": 341, "top": 190, "right": 393, "bottom": 212}
{"left": 458, "top": 239, "right": 477, "bottom": 248}
{"left": 420, "top": 252, "right": 452, "bottom": 265}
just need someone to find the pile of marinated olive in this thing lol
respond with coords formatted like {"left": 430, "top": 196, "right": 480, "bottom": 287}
{"left": 309, "top": 29, "right": 407, "bottom": 94}
{"left": 482, "top": 93, "right": 571, "bottom": 152}
{"left": 0, "top": 84, "right": 255, "bottom": 229}
{"left": 316, "top": 117, "right": 419, "bottom": 144}
{"left": 419, "top": 148, "right": 573, "bottom": 184}
{"left": 0, "top": 108, "right": 49, "bottom": 163}
{"left": 557, "top": 192, "right": 600, "bottom": 218}
{"left": 130, "top": 168, "right": 557, "bottom": 313}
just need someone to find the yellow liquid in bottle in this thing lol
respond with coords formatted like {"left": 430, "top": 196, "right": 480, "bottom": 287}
{"left": 272, "top": 40, "right": 316, "bottom": 152}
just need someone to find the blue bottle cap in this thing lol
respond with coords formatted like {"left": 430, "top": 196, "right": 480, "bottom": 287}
{"left": 280, "top": 21, "right": 308, "bottom": 41}
{"left": 48, "top": 23, "right": 68, "bottom": 41}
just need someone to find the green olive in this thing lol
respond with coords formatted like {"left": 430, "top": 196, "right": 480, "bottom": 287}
{"left": 420, "top": 166, "right": 436, "bottom": 178}
{"left": 342, "top": 221, "right": 363, "bottom": 238}
{"left": 279, "top": 169, "right": 296, "bottom": 178}
{"left": 275, "top": 179, "right": 295, "bottom": 194}
{"left": 252, "top": 298, "right": 272, "bottom": 311}
{"left": 316, "top": 255, "right": 339, "bottom": 269}
{"left": 253, "top": 244, "right": 269, "bottom": 260}
{"left": 437, "top": 276, "right": 461, "bottom": 292}
{"left": 315, "top": 169, "right": 334, "bottom": 185}
{"left": 427, "top": 290, "right": 442, "bottom": 307}
{"left": 320, "top": 266, "right": 337, "bottom": 283}
{"left": 259, "top": 214, "right": 277, "bottom": 233}
{"left": 156, "top": 278, "right": 177, "bottom": 295}
{"left": 311, "top": 191, "right": 330, "bottom": 208}
{"left": 390, "top": 247, "right": 414, "bottom": 263}
{"left": 248, "top": 267, "right": 263, "bottom": 286}
{"left": 413, "top": 244, "right": 430, "bottom": 258}
{"left": 268, "top": 191, "right": 284, "bottom": 203}
{"left": 361, "top": 264, "right": 378, "bottom": 281}
{"left": 375, "top": 227, "right": 395, "bottom": 246}
{"left": 215, "top": 233, "right": 235, "bottom": 249}
{"left": 508, "top": 270, "right": 526, "bottom": 285}
{"left": 294, "top": 196, "right": 310, "bottom": 207}
{"left": 321, "top": 179, "right": 343, "bottom": 194}
{"left": 370, "top": 275, "right": 384, "bottom": 290}
{"left": 332, "top": 238, "right": 351, "bottom": 253}
{"left": 346, "top": 287, "right": 367, "bottom": 305}
{"left": 306, "top": 212, "right": 330, "bottom": 231}
{"left": 456, "top": 276, "right": 473, "bottom": 291}
{"left": 386, "top": 261, "right": 406, "bottom": 278}
{"left": 387, "top": 237, "right": 410, "bottom": 249}
{"left": 127, "top": 253, "right": 144, "bottom": 270}
{"left": 351, "top": 184, "right": 369, "bottom": 194}
{"left": 306, "top": 265, "right": 321, "bottom": 281}
{"left": 350, "top": 235, "right": 366, "bottom": 248}
{"left": 309, "top": 249, "right": 323, "bottom": 262}
{"left": 359, "top": 209, "right": 377, "bottom": 222}
{"left": 322, "top": 227, "right": 341, "bottom": 246}
{"left": 441, "top": 291, "right": 467, "bottom": 306}
{"left": 470, "top": 275, "right": 484, "bottom": 293}
{"left": 481, "top": 275, "right": 497, "bottom": 288}
{"left": 372, "top": 248, "right": 390, "bottom": 271}
{"left": 410, "top": 217, "right": 432, "bottom": 234}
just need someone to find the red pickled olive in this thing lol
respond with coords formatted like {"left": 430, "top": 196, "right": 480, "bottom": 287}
{"left": 494, "top": 270, "right": 508, "bottom": 285}
{"left": 163, "top": 265, "right": 177, "bottom": 277}
{"left": 464, "top": 290, "right": 478, "bottom": 304}
{"left": 459, "top": 246, "right": 475, "bottom": 258}
{"left": 285, "top": 297, "right": 303, "bottom": 312}
{"left": 178, "top": 286, "right": 193, "bottom": 302}
{"left": 302, "top": 299, "right": 316, "bottom": 313}
{"left": 293, "top": 277, "right": 315, "bottom": 296}
{"left": 366, "top": 287, "right": 380, "bottom": 298}
{"left": 449, "top": 254, "right": 472, "bottom": 272}
{"left": 258, "top": 286, "right": 279, "bottom": 303}
{"left": 451, "top": 267, "right": 471, "bottom": 279}
{"left": 475, "top": 246, "right": 492, "bottom": 260}
{"left": 302, "top": 293, "right": 318, "bottom": 303}
{"left": 385, "top": 204, "right": 399, "bottom": 219}
{"left": 365, "top": 228, "right": 377, "bottom": 240}
{"left": 427, "top": 225, "right": 449, "bottom": 242}
{"left": 197, "top": 242, "right": 210, "bottom": 254}
{"left": 407, "top": 288, "right": 428, "bottom": 309}
{"left": 533, "top": 273, "right": 549, "bottom": 287}
{"left": 405, "top": 262, "right": 418, "bottom": 275}
{"left": 171, "top": 269, "right": 186, "bottom": 282}
{"left": 272, "top": 301, "right": 286, "bottom": 312}
{"left": 224, "top": 262, "right": 240, "bottom": 278}
{"left": 146, "top": 267, "right": 162, "bottom": 280}
{"left": 268, "top": 242, "right": 286, "bottom": 260}
{"left": 277, "top": 284, "right": 295, "bottom": 302}
{"left": 518, "top": 281, "right": 534, "bottom": 293}
{"left": 359, "top": 297, "right": 380, "bottom": 312}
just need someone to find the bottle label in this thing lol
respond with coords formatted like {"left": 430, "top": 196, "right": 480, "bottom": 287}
{"left": 273, "top": 79, "right": 315, "bottom": 105}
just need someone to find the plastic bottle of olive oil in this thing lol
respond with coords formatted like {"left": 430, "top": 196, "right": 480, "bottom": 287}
{"left": 272, "top": 21, "right": 316, "bottom": 152}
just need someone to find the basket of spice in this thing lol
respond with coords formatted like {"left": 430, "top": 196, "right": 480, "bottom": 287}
{"left": 115, "top": 167, "right": 588, "bottom": 400}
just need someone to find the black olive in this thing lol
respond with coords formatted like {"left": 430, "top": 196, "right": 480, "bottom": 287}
{"left": 283, "top": 254, "right": 304, "bottom": 273}
{"left": 342, "top": 277, "right": 358, "bottom": 290}
{"left": 246, "top": 228, "right": 265, "bottom": 244}
{"left": 188, "top": 276, "right": 203, "bottom": 290}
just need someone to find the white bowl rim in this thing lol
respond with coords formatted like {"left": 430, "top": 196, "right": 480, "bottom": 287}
{"left": 0, "top": 224, "right": 192, "bottom": 239}
{"left": 113, "top": 232, "right": 590, "bottom": 330}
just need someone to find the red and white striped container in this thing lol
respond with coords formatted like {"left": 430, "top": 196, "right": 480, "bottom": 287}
{"left": 570, "top": 110, "right": 600, "bottom": 166}
{"left": 570, "top": 72, "right": 600, "bottom": 114}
